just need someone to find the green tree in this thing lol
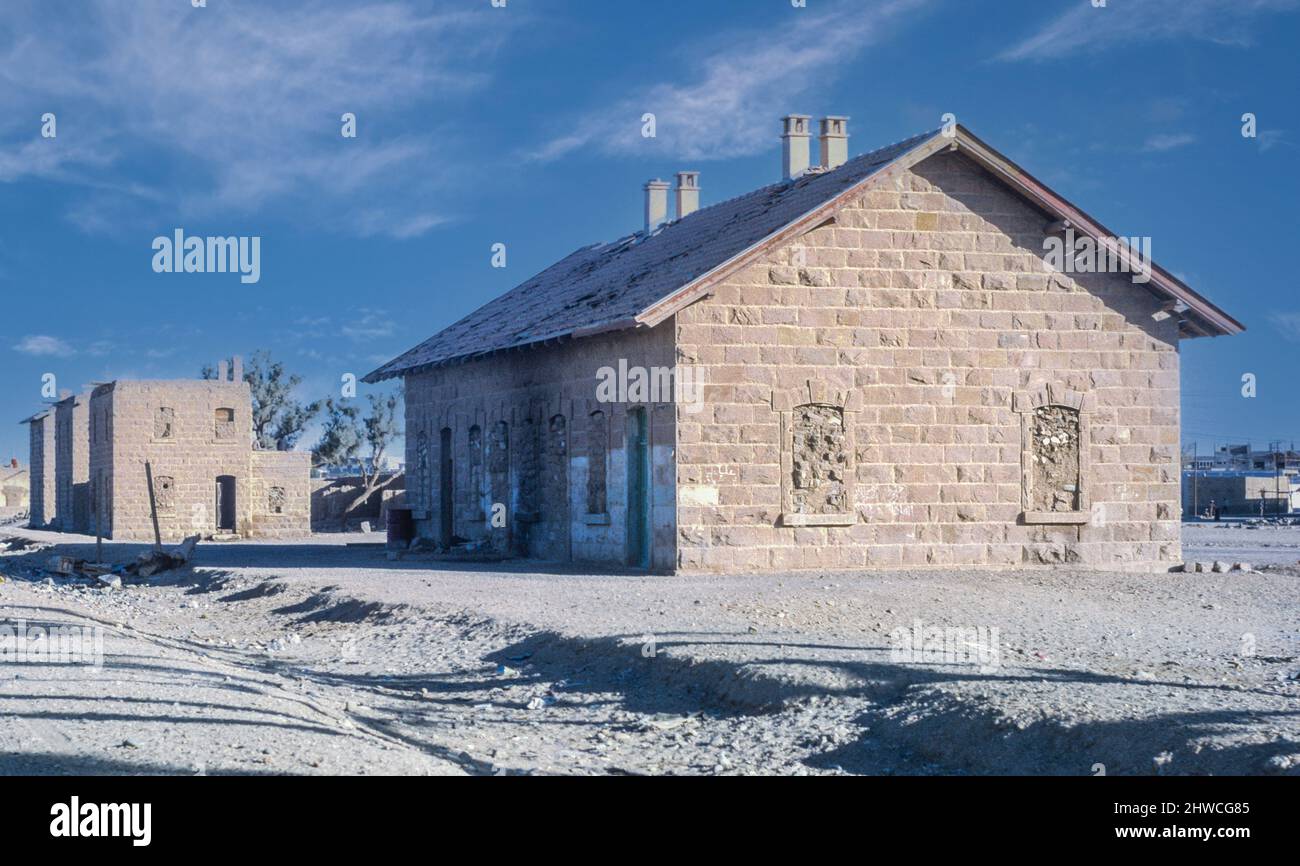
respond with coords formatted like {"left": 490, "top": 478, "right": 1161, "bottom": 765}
{"left": 202, "top": 351, "right": 320, "bottom": 450}
{"left": 314, "top": 391, "right": 403, "bottom": 528}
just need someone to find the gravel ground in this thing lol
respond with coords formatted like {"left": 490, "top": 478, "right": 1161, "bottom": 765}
{"left": 1184, "top": 521, "right": 1300, "bottom": 567}
{"left": 1, "top": 525, "right": 1297, "bottom": 776}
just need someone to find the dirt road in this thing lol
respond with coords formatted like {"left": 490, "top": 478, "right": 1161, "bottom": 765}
{"left": 2, "top": 527, "right": 1298, "bottom": 775}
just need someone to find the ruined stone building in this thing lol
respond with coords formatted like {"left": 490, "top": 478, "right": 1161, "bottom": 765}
{"left": 22, "top": 410, "right": 56, "bottom": 526}
{"left": 55, "top": 391, "right": 90, "bottom": 533}
{"left": 367, "top": 117, "right": 1242, "bottom": 573}
{"left": 24, "top": 360, "right": 311, "bottom": 541}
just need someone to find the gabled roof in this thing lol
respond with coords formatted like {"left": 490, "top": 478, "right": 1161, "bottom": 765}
{"left": 365, "top": 124, "right": 1242, "bottom": 383}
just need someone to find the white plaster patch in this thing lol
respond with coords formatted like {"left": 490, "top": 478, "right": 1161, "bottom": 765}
{"left": 679, "top": 484, "right": 719, "bottom": 506}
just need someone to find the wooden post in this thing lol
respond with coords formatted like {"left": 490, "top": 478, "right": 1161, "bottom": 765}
{"left": 145, "top": 461, "right": 162, "bottom": 551}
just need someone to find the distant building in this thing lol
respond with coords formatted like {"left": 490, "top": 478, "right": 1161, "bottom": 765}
{"left": 1184, "top": 444, "right": 1300, "bottom": 475}
{"left": 0, "top": 460, "right": 29, "bottom": 517}
{"left": 1182, "top": 470, "right": 1300, "bottom": 517}
{"left": 23, "top": 358, "right": 312, "bottom": 541}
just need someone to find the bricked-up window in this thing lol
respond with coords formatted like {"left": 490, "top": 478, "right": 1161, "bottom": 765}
{"left": 268, "top": 486, "right": 286, "bottom": 515}
{"left": 214, "top": 407, "right": 236, "bottom": 441}
{"left": 154, "top": 406, "right": 175, "bottom": 440}
{"left": 488, "top": 421, "right": 509, "bottom": 510}
{"left": 1030, "top": 406, "right": 1081, "bottom": 513}
{"left": 587, "top": 411, "right": 607, "bottom": 515}
{"left": 548, "top": 415, "right": 567, "bottom": 462}
{"left": 468, "top": 425, "right": 484, "bottom": 518}
{"left": 416, "top": 430, "right": 430, "bottom": 510}
{"left": 1014, "top": 385, "right": 1092, "bottom": 525}
{"left": 775, "top": 382, "right": 860, "bottom": 527}
{"left": 517, "top": 417, "right": 540, "bottom": 519}
{"left": 790, "top": 405, "right": 849, "bottom": 515}
{"left": 155, "top": 475, "right": 176, "bottom": 512}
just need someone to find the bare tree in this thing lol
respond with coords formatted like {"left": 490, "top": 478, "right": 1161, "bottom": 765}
{"left": 203, "top": 351, "right": 320, "bottom": 450}
{"left": 314, "top": 391, "right": 403, "bottom": 529}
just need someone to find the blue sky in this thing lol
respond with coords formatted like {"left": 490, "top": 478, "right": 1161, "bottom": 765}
{"left": 1, "top": 0, "right": 1298, "bottom": 462}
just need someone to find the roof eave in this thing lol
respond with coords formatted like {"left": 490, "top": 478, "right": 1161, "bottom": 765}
{"left": 368, "top": 122, "right": 1242, "bottom": 382}
{"left": 949, "top": 126, "right": 1244, "bottom": 338}
{"left": 362, "top": 316, "right": 646, "bottom": 383}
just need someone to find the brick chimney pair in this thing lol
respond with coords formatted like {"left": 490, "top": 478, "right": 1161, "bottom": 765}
{"left": 783, "top": 114, "right": 850, "bottom": 180}
{"left": 214, "top": 355, "right": 244, "bottom": 382}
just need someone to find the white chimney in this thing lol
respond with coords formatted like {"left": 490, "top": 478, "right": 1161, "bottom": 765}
{"left": 675, "top": 171, "right": 700, "bottom": 220}
{"left": 819, "top": 116, "right": 849, "bottom": 170}
{"left": 643, "top": 179, "right": 670, "bottom": 234}
{"left": 232, "top": 355, "right": 244, "bottom": 382}
{"left": 782, "top": 115, "right": 812, "bottom": 180}
{"left": 216, "top": 359, "right": 228, "bottom": 381}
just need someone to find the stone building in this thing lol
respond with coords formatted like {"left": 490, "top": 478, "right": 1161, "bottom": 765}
{"left": 55, "top": 391, "right": 90, "bottom": 533}
{"left": 1182, "top": 471, "right": 1299, "bottom": 518}
{"left": 21, "top": 410, "right": 56, "bottom": 527}
{"left": 24, "top": 359, "right": 311, "bottom": 541}
{"left": 367, "top": 118, "right": 1242, "bottom": 573}
{"left": 0, "top": 461, "right": 29, "bottom": 516}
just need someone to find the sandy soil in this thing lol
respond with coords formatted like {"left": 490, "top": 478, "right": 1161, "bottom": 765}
{"left": 1, "top": 525, "right": 1297, "bottom": 776}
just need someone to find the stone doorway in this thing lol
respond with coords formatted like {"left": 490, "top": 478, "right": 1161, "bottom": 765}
{"left": 625, "top": 408, "right": 651, "bottom": 569}
{"left": 216, "top": 475, "right": 237, "bottom": 532}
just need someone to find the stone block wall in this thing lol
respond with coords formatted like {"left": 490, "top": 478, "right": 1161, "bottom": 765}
{"left": 673, "top": 150, "right": 1181, "bottom": 573}
{"left": 27, "top": 413, "right": 57, "bottom": 528}
{"left": 1181, "top": 474, "right": 1293, "bottom": 517}
{"left": 55, "top": 393, "right": 90, "bottom": 533}
{"left": 403, "top": 324, "right": 676, "bottom": 569}
{"left": 88, "top": 385, "right": 115, "bottom": 537}
{"left": 248, "top": 450, "right": 312, "bottom": 538}
{"left": 104, "top": 380, "right": 245, "bottom": 539}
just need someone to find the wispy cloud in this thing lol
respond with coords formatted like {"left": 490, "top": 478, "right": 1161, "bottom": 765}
{"left": 0, "top": 0, "right": 515, "bottom": 238}
{"left": 1270, "top": 312, "right": 1300, "bottom": 341}
{"left": 1258, "top": 129, "right": 1292, "bottom": 152}
{"left": 340, "top": 309, "right": 396, "bottom": 342}
{"left": 999, "top": 0, "right": 1300, "bottom": 62}
{"left": 1142, "top": 132, "right": 1196, "bottom": 152}
{"left": 529, "top": 0, "right": 932, "bottom": 163}
{"left": 13, "top": 335, "right": 74, "bottom": 357}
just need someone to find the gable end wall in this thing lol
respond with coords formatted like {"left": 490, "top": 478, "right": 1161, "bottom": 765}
{"left": 674, "top": 150, "right": 1181, "bottom": 573}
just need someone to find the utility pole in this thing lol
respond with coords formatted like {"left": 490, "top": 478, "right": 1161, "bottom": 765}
{"left": 1277, "top": 447, "right": 1283, "bottom": 517}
